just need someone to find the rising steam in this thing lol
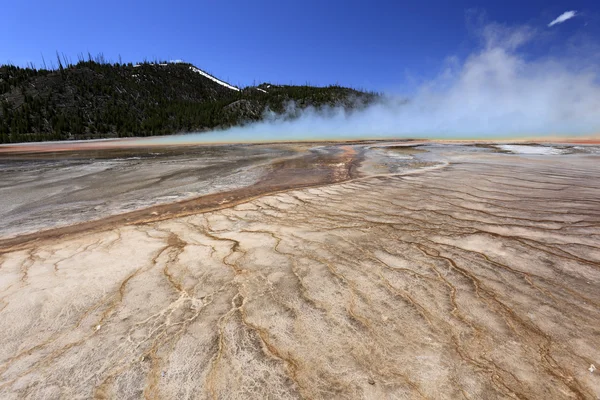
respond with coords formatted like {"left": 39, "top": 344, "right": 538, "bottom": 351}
{"left": 165, "top": 19, "right": 600, "bottom": 143}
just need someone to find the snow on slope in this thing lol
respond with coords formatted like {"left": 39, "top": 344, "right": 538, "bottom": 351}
{"left": 256, "top": 88, "right": 268, "bottom": 93}
{"left": 189, "top": 66, "right": 240, "bottom": 91}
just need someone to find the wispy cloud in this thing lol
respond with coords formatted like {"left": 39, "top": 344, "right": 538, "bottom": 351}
{"left": 158, "top": 17, "right": 600, "bottom": 142}
{"left": 548, "top": 11, "right": 577, "bottom": 27}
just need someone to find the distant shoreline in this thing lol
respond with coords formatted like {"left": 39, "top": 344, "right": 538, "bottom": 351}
{"left": 1, "top": 135, "right": 599, "bottom": 154}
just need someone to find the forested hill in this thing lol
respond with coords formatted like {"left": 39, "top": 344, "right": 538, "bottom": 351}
{"left": 0, "top": 60, "right": 378, "bottom": 143}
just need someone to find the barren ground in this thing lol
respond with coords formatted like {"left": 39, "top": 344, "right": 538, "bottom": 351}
{"left": 0, "top": 142, "right": 599, "bottom": 399}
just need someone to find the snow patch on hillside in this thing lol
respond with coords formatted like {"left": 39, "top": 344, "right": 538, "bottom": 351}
{"left": 189, "top": 66, "right": 240, "bottom": 91}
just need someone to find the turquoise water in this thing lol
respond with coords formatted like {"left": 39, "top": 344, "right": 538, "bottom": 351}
{"left": 133, "top": 128, "right": 589, "bottom": 146}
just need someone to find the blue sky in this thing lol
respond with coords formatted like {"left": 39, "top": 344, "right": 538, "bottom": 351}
{"left": 2, "top": 0, "right": 599, "bottom": 91}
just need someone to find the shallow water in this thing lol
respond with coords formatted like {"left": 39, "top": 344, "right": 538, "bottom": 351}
{"left": 0, "top": 145, "right": 292, "bottom": 238}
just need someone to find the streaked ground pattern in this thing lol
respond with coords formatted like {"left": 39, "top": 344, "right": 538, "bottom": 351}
{"left": 0, "top": 143, "right": 599, "bottom": 399}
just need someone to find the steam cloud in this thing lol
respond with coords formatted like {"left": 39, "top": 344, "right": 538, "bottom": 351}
{"left": 175, "top": 19, "right": 600, "bottom": 143}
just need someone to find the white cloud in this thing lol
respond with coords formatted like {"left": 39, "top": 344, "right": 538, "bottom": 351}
{"left": 161, "top": 19, "right": 600, "bottom": 142}
{"left": 548, "top": 11, "right": 577, "bottom": 27}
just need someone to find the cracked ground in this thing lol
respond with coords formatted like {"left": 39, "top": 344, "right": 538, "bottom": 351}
{"left": 0, "top": 144, "right": 599, "bottom": 399}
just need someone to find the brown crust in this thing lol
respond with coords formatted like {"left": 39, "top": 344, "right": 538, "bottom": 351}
{"left": 0, "top": 144, "right": 362, "bottom": 253}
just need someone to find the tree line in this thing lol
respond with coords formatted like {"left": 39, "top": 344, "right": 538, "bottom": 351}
{"left": 0, "top": 58, "right": 378, "bottom": 143}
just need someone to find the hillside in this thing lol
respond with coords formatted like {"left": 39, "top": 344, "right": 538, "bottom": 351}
{"left": 0, "top": 60, "right": 378, "bottom": 143}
